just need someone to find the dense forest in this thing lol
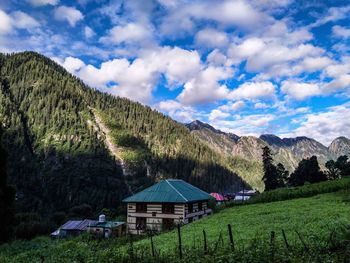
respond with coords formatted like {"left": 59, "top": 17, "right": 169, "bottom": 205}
{"left": 0, "top": 52, "right": 245, "bottom": 228}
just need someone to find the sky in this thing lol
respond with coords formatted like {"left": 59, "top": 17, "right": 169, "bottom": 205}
{"left": 1, "top": 0, "right": 350, "bottom": 145}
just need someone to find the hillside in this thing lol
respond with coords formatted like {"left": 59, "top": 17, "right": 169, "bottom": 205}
{"left": 0, "top": 52, "right": 246, "bottom": 218}
{"left": 187, "top": 120, "right": 350, "bottom": 186}
{"left": 1, "top": 179, "right": 349, "bottom": 262}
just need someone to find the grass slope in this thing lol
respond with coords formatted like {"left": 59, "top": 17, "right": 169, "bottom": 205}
{"left": 1, "top": 184, "right": 349, "bottom": 262}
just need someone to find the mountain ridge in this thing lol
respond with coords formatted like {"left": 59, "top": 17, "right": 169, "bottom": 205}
{"left": 186, "top": 119, "right": 350, "bottom": 174}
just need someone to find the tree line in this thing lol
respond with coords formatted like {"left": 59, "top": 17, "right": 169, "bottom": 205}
{"left": 262, "top": 146, "right": 350, "bottom": 191}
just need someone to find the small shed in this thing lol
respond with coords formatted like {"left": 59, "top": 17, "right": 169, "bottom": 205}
{"left": 52, "top": 219, "right": 97, "bottom": 238}
{"left": 87, "top": 221, "right": 126, "bottom": 238}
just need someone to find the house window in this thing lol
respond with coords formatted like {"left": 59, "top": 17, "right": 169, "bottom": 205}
{"left": 188, "top": 203, "right": 193, "bottom": 213}
{"left": 198, "top": 202, "right": 202, "bottom": 211}
{"left": 136, "top": 203, "right": 147, "bottom": 213}
{"left": 136, "top": 217, "right": 146, "bottom": 230}
{"left": 162, "top": 203, "right": 174, "bottom": 214}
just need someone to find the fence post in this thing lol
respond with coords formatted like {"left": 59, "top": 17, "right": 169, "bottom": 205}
{"left": 282, "top": 229, "right": 289, "bottom": 249}
{"left": 203, "top": 229, "right": 208, "bottom": 254}
{"left": 228, "top": 224, "right": 234, "bottom": 250}
{"left": 295, "top": 230, "right": 309, "bottom": 251}
{"left": 177, "top": 224, "right": 182, "bottom": 259}
{"left": 150, "top": 232, "right": 155, "bottom": 258}
{"left": 270, "top": 231, "right": 275, "bottom": 263}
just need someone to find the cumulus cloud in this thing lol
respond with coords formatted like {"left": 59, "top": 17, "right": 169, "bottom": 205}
{"left": 281, "top": 80, "right": 322, "bottom": 100}
{"left": 177, "top": 66, "right": 232, "bottom": 105}
{"left": 246, "top": 43, "right": 323, "bottom": 72}
{"left": 310, "top": 5, "right": 350, "bottom": 28}
{"left": 219, "top": 101, "right": 246, "bottom": 112}
{"left": 332, "top": 25, "right": 350, "bottom": 39}
{"left": 28, "top": 0, "right": 59, "bottom": 6}
{"left": 158, "top": 99, "right": 199, "bottom": 122}
{"left": 195, "top": 28, "right": 229, "bottom": 48}
{"left": 101, "top": 23, "right": 153, "bottom": 45}
{"left": 11, "top": 11, "right": 40, "bottom": 29}
{"left": 209, "top": 109, "right": 230, "bottom": 121}
{"left": 229, "top": 81, "right": 276, "bottom": 100}
{"left": 54, "top": 6, "right": 83, "bottom": 27}
{"left": 281, "top": 103, "right": 350, "bottom": 145}
{"left": 84, "top": 26, "right": 95, "bottom": 39}
{"left": 210, "top": 113, "right": 275, "bottom": 136}
{"left": 0, "top": 9, "right": 12, "bottom": 34}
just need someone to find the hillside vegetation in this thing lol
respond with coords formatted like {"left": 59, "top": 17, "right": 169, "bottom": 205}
{"left": 1, "top": 179, "right": 349, "bottom": 262}
{"left": 0, "top": 51, "right": 245, "bottom": 219}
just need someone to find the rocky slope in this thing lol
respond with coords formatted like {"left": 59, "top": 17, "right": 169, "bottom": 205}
{"left": 187, "top": 120, "right": 349, "bottom": 174}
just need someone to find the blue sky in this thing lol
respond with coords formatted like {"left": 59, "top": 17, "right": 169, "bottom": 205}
{"left": 1, "top": 0, "right": 350, "bottom": 145}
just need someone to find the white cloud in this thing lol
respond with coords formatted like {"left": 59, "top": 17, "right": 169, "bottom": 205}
{"left": 54, "top": 6, "right": 83, "bottom": 27}
{"left": 0, "top": 9, "right": 12, "bottom": 35}
{"left": 28, "top": 0, "right": 59, "bottom": 6}
{"left": 301, "top": 56, "right": 333, "bottom": 72}
{"left": 210, "top": 113, "right": 275, "bottom": 136}
{"left": 101, "top": 23, "right": 153, "bottom": 45}
{"left": 206, "top": 49, "right": 228, "bottom": 66}
{"left": 229, "top": 81, "right": 276, "bottom": 100}
{"left": 11, "top": 11, "right": 40, "bottom": 29}
{"left": 310, "top": 5, "right": 350, "bottom": 28}
{"left": 254, "top": 102, "right": 269, "bottom": 109}
{"left": 323, "top": 74, "right": 350, "bottom": 93}
{"left": 281, "top": 80, "right": 321, "bottom": 100}
{"left": 246, "top": 43, "right": 323, "bottom": 72}
{"left": 84, "top": 26, "right": 95, "bottom": 39}
{"left": 195, "top": 28, "right": 229, "bottom": 48}
{"left": 332, "top": 25, "right": 350, "bottom": 39}
{"left": 177, "top": 66, "right": 232, "bottom": 105}
{"left": 220, "top": 100, "right": 246, "bottom": 111}
{"left": 209, "top": 109, "right": 230, "bottom": 121}
{"left": 158, "top": 99, "right": 199, "bottom": 123}
{"left": 66, "top": 46, "right": 202, "bottom": 104}
{"left": 228, "top": 38, "right": 265, "bottom": 64}
{"left": 281, "top": 103, "right": 350, "bottom": 145}
{"left": 63, "top": 57, "right": 85, "bottom": 73}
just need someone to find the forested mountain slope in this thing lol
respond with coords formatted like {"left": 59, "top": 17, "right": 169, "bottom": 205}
{"left": 0, "top": 52, "right": 245, "bottom": 217}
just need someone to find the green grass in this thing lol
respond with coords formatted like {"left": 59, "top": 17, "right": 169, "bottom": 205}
{"left": 247, "top": 176, "right": 350, "bottom": 204}
{"left": 1, "top": 189, "right": 349, "bottom": 262}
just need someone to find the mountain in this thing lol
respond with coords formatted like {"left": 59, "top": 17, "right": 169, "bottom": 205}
{"left": 186, "top": 120, "right": 349, "bottom": 186}
{"left": 329, "top": 137, "right": 350, "bottom": 157}
{"left": 0, "top": 52, "right": 247, "bottom": 218}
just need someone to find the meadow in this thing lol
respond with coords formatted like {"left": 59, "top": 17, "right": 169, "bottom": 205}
{"left": 1, "top": 180, "right": 349, "bottom": 262}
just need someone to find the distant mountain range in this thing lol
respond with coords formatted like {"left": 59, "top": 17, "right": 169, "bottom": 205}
{"left": 186, "top": 120, "right": 350, "bottom": 173}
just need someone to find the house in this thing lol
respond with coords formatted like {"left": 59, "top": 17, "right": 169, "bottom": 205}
{"left": 234, "top": 189, "right": 257, "bottom": 201}
{"left": 123, "top": 179, "right": 212, "bottom": 234}
{"left": 210, "top": 192, "right": 228, "bottom": 204}
{"left": 87, "top": 214, "right": 126, "bottom": 238}
{"left": 51, "top": 219, "right": 97, "bottom": 238}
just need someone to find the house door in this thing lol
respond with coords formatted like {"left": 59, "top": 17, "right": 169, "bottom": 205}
{"left": 162, "top": 218, "right": 174, "bottom": 231}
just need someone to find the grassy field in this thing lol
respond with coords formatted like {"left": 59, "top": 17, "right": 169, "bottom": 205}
{"left": 1, "top": 185, "right": 349, "bottom": 262}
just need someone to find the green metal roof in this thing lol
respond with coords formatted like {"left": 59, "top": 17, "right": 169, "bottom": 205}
{"left": 122, "top": 179, "right": 211, "bottom": 203}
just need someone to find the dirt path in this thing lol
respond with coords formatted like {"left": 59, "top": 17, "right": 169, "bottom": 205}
{"left": 90, "top": 108, "right": 133, "bottom": 194}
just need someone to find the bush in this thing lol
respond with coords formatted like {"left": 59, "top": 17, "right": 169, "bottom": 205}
{"left": 248, "top": 177, "right": 350, "bottom": 204}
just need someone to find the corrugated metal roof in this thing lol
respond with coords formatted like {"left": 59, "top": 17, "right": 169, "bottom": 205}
{"left": 123, "top": 179, "right": 211, "bottom": 203}
{"left": 61, "top": 220, "right": 97, "bottom": 231}
{"left": 89, "top": 221, "right": 125, "bottom": 228}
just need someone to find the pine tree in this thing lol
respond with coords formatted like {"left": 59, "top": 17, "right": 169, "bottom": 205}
{"left": 276, "top": 163, "right": 288, "bottom": 187}
{"left": 0, "top": 128, "right": 15, "bottom": 244}
{"left": 289, "top": 156, "right": 326, "bottom": 186}
{"left": 262, "top": 146, "right": 279, "bottom": 191}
